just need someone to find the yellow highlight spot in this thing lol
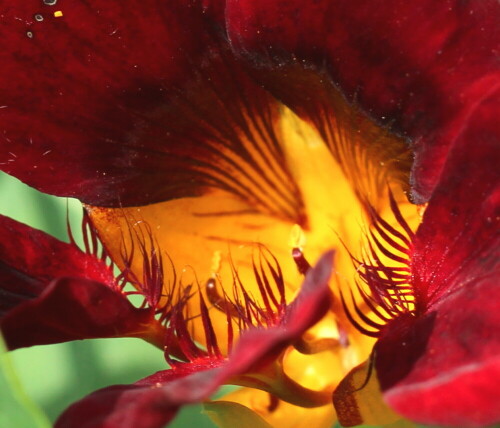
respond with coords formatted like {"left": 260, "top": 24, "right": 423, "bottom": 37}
{"left": 288, "top": 224, "right": 306, "bottom": 250}
{"left": 210, "top": 250, "right": 222, "bottom": 275}
{"left": 54, "top": 11, "right": 63, "bottom": 17}
{"left": 417, "top": 202, "right": 428, "bottom": 219}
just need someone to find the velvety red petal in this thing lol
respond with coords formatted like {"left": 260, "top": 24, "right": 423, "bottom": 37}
{"left": 55, "top": 252, "right": 334, "bottom": 428}
{"left": 0, "top": 0, "right": 201, "bottom": 206}
{"left": 0, "top": 0, "right": 304, "bottom": 220}
{"left": 1, "top": 277, "right": 159, "bottom": 350}
{"left": 0, "top": 214, "right": 115, "bottom": 318}
{"left": 376, "top": 276, "right": 500, "bottom": 427}
{"left": 0, "top": 215, "right": 162, "bottom": 349}
{"left": 55, "top": 382, "right": 180, "bottom": 428}
{"left": 410, "top": 88, "right": 500, "bottom": 308}
{"left": 375, "top": 91, "right": 500, "bottom": 426}
{"left": 224, "top": 0, "right": 500, "bottom": 202}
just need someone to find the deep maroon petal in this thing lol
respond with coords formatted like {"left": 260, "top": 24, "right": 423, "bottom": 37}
{"left": 410, "top": 88, "right": 500, "bottom": 308}
{"left": 55, "top": 252, "right": 334, "bottom": 428}
{"left": 375, "top": 276, "right": 500, "bottom": 427}
{"left": 0, "top": 0, "right": 305, "bottom": 221}
{"left": 55, "top": 382, "right": 180, "bottom": 428}
{"left": 0, "top": 215, "right": 162, "bottom": 349}
{"left": 1, "top": 277, "right": 159, "bottom": 350}
{"left": 374, "top": 90, "right": 500, "bottom": 426}
{"left": 0, "top": 214, "right": 115, "bottom": 318}
{"left": 224, "top": 0, "right": 500, "bottom": 202}
{"left": 0, "top": 0, "right": 204, "bottom": 206}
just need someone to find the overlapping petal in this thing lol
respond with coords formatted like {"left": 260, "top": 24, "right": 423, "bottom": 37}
{"left": 55, "top": 251, "right": 334, "bottom": 428}
{"left": 373, "top": 88, "right": 500, "bottom": 427}
{"left": 0, "top": 0, "right": 497, "bottom": 427}
{"left": 223, "top": 0, "right": 500, "bottom": 202}
{"left": 332, "top": 86, "right": 500, "bottom": 427}
{"left": 0, "top": 0, "right": 304, "bottom": 221}
{"left": 0, "top": 214, "right": 163, "bottom": 350}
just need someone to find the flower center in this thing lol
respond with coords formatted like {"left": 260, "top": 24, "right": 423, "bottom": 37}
{"left": 86, "top": 92, "right": 422, "bottom": 406}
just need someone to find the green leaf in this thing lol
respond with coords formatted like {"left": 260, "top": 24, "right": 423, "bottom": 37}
{"left": 0, "top": 337, "right": 51, "bottom": 428}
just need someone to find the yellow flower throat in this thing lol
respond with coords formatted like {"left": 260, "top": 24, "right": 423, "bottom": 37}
{"left": 87, "top": 101, "right": 422, "bottom": 418}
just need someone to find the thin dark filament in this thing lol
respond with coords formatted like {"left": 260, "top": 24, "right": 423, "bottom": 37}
{"left": 342, "top": 193, "right": 417, "bottom": 337}
{"left": 199, "top": 292, "right": 222, "bottom": 359}
{"left": 171, "top": 62, "right": 302, "bottom": 223}
{"left": 355, "top": 282, "right": 393, "bottom": 322}
{"left": 209, "top": 49, "right": 301, "bottom": 211}
{"left": 349, "top": 288, "right": 386, "bottom": 330}
{"left": 369, "top": 230, "right": 409, "bottom": 264}
{"left": 366, "top": 201, "right": 411, "bottom": 247}
{"left": 339, "top": 290, "right": 380, "bottom": 338}
{"left": 388, "top": 190, "right": 415, "bottom": 240}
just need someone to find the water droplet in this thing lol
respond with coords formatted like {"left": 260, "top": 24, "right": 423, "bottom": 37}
{"left": 26, "top": 31, "right": 34, "bottom": 38}
{"left": 43, "top": 0, "right": 57, "bottom": 5}
{"left": 34, "top": 13, "right": 44, "bottom": 22}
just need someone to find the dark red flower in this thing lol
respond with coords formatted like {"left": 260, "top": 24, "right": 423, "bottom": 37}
{"left": 0, "top": 0, "right": 498, "bottom": 427}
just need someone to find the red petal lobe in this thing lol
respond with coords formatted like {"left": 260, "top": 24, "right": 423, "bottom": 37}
{"left": 225, "top": 0, "right": 500, "bottom": 202}
{"left": 377, "top": 277, "right": 500, "bottom": 427}
{"left": 55, "top": 252, "right": 334, "bottom": 428}
{"left": 0, "top": 214, "right": 114, "bottom": 318}
{"left": 0, "top": 215, "right": 162, "bottom": 349}
{"left": 375, "top": 89, "right": 500, "bottom": 427}
{"left": 1, "top": 277, "right": 157, "bottom": 350}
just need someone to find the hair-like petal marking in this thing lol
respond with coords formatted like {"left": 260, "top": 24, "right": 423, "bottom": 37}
{"left": 56, "top": 252, "right": 335, "bottom": 428}
{"left": 335, "top": 88, "right": 500, "bottom": 427}
{"left": 224, "top": 0, "right": 500, "bottom": 202}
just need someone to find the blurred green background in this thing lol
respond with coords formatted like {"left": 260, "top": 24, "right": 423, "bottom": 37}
{"left": 0, "top": 171, "right": 218, "bottom": 428}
